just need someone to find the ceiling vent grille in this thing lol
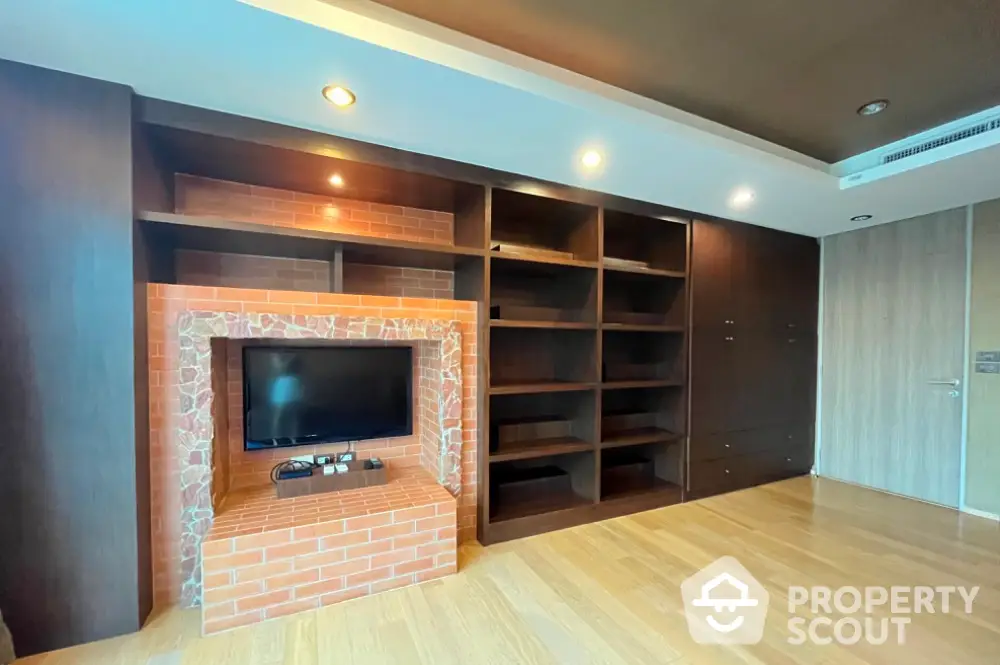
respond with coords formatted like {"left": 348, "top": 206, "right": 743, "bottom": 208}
{"left": 882, "top": 116, "right": 1000, "bottom": 165}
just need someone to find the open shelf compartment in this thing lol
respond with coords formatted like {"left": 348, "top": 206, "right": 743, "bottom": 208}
{"left": 491, "top": 188, "right": 599, "bottom": 263}
{"left": 490, "top": 256, "right": 597, "bottom": 325}
{"left": 602, "top": 329, "right": 685, "bottom": 384}
{"left": 491, "top": 327, "right": 597, "bottom": 393}
{"left": 489, "top": 451, "right": 596, "bottom": 523}
{"left": 600, "top": 442, "right": 682, "bottom": 502}
{"left": 600, "top": 385, "right": 686, "bottom": 449}
{"left": 603, "top": 210, "right": 687, "bottom": 273}
{"left": 490, "top": 391, "right": 597, "bottom": 461}
{"left": 603, "top": 269, "right": 686, "bottom": 327}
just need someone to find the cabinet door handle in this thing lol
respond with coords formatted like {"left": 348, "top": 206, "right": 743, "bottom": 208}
{"left": 788, "top": 338, "right": 798, "bottom": 343}
{"left": 787, "top": 323, "right": 797, "bottom": 329}
{"left": 724, "top": 468, "right": 730, "bottom": 474}
{"left": 725, "top": 336, "right": 735, "bottom": 341}
{"left": 724, "top": 443, "right": 731, "bottom": 448}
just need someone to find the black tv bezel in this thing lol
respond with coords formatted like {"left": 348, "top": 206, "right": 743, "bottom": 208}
{"left": 241, "top": 344, "right": 413, "bottom": 451}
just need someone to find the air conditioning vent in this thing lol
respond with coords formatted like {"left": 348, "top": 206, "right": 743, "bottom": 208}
{"left": 882, "top": 116, "right": 1000, "bottom": 165}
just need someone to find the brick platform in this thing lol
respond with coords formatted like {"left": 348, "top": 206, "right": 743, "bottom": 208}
{"left": 201, "top": 467, "right": 456, "bottom": 634}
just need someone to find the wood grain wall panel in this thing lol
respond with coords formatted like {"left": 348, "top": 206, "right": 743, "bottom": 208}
{"left": 966, "top": 199, "right": 1000, "bottom": 515}
{"left": 819, "top": 209, "right": 966, "bottom": 507}
{"left": 0, "top": 60, "right": 148, "bottom": 655}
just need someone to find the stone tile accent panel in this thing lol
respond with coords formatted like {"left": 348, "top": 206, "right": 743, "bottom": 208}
{"left": 201, "top": 467, "right": 456, "bottom": 634}
{"left": 148, "top": 285, "right": 478, "bottom": 608}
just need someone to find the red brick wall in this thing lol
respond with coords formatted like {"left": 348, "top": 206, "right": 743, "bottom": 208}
{"left": 201, "top": 469, "right": 456, "bottom": 633}
{"left": 176, "top": 250, "right": 331, "bottom": 292}
{"left": 343, "top": 264, "right": 454, "bottom": 299}
{"left": 148, "top": 285, "right": 479, "bottom": 607}
{"left": 176, "top": 174, "right": 454, "bottom": 243}
{"left": 174, "top": 175, "right": 456, "bottom": 300}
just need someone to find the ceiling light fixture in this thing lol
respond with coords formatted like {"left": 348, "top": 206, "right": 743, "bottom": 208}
{"left": 322, "top": 85, "right": 356, "bottom": 108}
{"left": 729, "top": 187, "right": 755, "bottom": 209}
{"left": 850, "top": 214, "right": 873, "bottom": 222}
{"left": 328, "top": 173, "right": 345, "bottom": 187}
{"left": 581, "top": 149, "right": 603, "bottom": 169}
{"left": 857, "top": 99, "right": 889, "bottom": 117}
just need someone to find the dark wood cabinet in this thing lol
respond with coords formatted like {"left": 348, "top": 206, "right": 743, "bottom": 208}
{"left": 688, "top": 220, "right": 819, "bottom": 497}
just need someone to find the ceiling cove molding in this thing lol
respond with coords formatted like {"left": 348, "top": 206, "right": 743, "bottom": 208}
{"left": 242, "top": 0, "right": 830, "bottom": 174}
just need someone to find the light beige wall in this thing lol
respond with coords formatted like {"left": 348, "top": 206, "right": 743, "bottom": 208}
{"left": 966, "top": 199, "right": 1000, "bottom": 516}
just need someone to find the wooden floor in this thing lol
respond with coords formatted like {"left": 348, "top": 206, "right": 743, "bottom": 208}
{"left": 17, "top": 477, "right": 1000, "bottom": 665}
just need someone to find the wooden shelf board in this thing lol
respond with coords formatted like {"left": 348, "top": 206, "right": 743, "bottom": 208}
{"left": 601, "top": 322, "right": 686, "bottom": 333}
{"left": 491, "top": 250, "right": 598, "bottom": 270}
{"left": 490, "top": 381, "right": 597, "bottom": 396}
{"left": 489, "top": 436, "right": 592, "bottom": 463}
{"left": 600, "top": 428, "right": 682, "bottom": 450}
{"left": 490, "top": 319, "right": 596, "bottom": 330}
{"left": 139, "top": 211, "right": 486, "bottom": 270}
{"left": 601, "top": 379, "right": 684, "bottom": 391}
{"left": 602, "top": 263, "right": 686, "bottom": 279}
{"left": 489, "top": 489, "right": 592, "bottom": 524}
{"left": 600, "top": 478, "right": 682, "bottom": 504}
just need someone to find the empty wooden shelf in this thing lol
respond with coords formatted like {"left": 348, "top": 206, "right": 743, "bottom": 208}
{"left": 490, "top": 327, "right": 597, "bottom": 388}
{"left": 603, "top": 210, "right": 688, "bottom": 273}
{"left": 489, "top": 437, "right": 592, "bottom": 462}
{"left": 603, "top": 268, "right": 687, "bottom": 328}
{"left": 602, "top": 329, "right": 686, "bottom": 384}
{"left": 489, "top": 452, "right": 596, "bottom": 523}
{"left": 139, "top": 211, "right": 485, "bottom": 271}
{"left": 490, "top": 381, "right": 598, "bottom": 395}
{"left": 490, "top": 391, "right": 597, "bottom": 462}
{"left": 600, "top": 443, "right": 682, "bottom": 502}
{"left": 491, "top": 188, "right": 599, "bottom": 263}
{"left": 601, "top": 427, "right": 681, "bottom": 450}
{"left": 490, "top": 256, "right": 598, "bottom": 325}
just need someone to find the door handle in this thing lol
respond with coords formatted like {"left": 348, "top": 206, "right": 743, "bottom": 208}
{"left": 927, "top": 379, "right": 961, "bottom": 387}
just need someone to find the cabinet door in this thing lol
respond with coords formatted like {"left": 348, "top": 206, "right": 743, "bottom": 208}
{"left": 781, "top": 330, "right": 817, "bottom": 424}
{"left": 690, "top": 330, "right": 738, "bottom": 435}
{"left": 769, "top": 233, "right": 820, "bottom": 331}
{"left": 691, "top": 220, "right": 735, "bottom": 329}
{"left": 731, "top": 223, "right": 772, "bottom": 328}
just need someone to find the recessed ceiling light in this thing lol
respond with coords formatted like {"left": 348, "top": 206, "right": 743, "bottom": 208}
{"left": 851, "top": 214, "right": 873, "bottom": 222}
{"left": 729, "top": 187, "right": 755, "bottom": 209}
{"left": 581, "top": 149, "right": 603, "bottom": 169}
{"left": 857, "top": 99, "right": 889, "bottom": 117}
{"left": 328, "top": 173, "right": 345, "bottom": 187}
{"left": 322, "top": 85, "right": 356, "bottom": 108}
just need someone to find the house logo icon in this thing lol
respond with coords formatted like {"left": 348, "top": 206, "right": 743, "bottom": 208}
{"left": 681, "top": 556, "right": 770, "bottom": 644}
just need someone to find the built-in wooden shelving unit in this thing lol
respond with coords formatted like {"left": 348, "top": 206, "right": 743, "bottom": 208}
{"left": 133, "top": 118, "right": 692, "bottom": 546}
{"left": 481, "top": 194, "right": 690, "bottom": 543}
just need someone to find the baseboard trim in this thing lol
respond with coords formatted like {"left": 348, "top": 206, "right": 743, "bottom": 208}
{"left": 960, "top": 506, "right": 1000, "bottom": 522}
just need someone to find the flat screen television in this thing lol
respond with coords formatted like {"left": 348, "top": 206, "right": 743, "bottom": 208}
{"left": 243, "top": 345, "right": 412, "bottom": 451}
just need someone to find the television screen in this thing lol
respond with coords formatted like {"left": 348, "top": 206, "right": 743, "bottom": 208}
{"left": 243, "top": 345, "right": 412, "bottom": 450}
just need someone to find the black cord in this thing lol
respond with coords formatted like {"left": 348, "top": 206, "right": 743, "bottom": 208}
{"left": 270, "top": 459, "right": 318, "bottom": 484}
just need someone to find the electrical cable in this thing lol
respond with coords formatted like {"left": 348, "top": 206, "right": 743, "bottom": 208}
{"left": 270, "top": 459, "right": 318, "bottom": 484}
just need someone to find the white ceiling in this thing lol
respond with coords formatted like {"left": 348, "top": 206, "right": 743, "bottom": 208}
{"left": 2, "top": 0, "right": 999, "bottom": 237}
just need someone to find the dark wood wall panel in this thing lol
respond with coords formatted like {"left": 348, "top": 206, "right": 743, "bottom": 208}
{"left": 0, "top": 59, "right": 149, "bottom": 656}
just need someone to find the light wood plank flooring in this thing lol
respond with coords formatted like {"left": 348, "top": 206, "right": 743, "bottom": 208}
{"left": 16, "top": 477, "right": 1000, "bottom": 665}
